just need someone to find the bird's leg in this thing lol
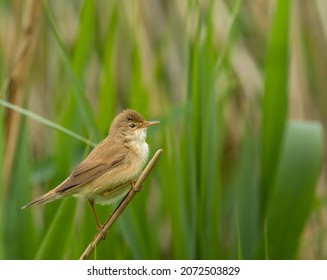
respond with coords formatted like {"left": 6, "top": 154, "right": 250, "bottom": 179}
{"left": 88, "top": 200, "right": 106, "bottom": 239}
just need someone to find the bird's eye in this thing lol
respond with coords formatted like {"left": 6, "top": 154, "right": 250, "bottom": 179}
{"left": 129, "top": 123, "right": 136, "bottom": 128}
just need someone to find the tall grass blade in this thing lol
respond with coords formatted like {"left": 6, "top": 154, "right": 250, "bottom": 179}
{"left": 4, "top": 121, "right": 37, "bottom": 259}
{"left": 0, "top": 102, "right": 4, "bottom": 259}
{"left": 257, "top": 121, "right": 324, "bottom": 259}
{"left": 260, "top": 0, "right": 291, "bottom": 215}
{"left": 223, "top": 124, "right": 259, "bottom": 259}
{"left": 44, "top": 0, "right": 100, "bottom": 141}
{"left": 98, "top": 2, "right": 118, "bottom": 134}
{"left": 35, "top": 199, "right": 76, "bottom": 259}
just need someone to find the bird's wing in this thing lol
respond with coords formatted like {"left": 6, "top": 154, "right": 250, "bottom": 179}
{"left": 55, "top": 141, "right": 127, "bottom": 194}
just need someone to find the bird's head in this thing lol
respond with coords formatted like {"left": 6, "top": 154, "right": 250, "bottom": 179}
{"left": 109, "top": 109, "right": 159, "bottom": 143}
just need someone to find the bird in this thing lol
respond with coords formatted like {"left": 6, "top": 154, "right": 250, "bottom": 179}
{"left": 22, "top": 109, "right": 159, "bottom": 234}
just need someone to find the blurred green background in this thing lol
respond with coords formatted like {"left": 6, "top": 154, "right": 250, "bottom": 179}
{"left": 0, "top": 0, "right": 326, "bottom": 260}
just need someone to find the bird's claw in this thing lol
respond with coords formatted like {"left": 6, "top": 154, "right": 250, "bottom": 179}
{"left": 97, "top": 225, "right": 107, "bottom": 240}
{"left": 131, "top": 181, "right": 143, "bottom": 192}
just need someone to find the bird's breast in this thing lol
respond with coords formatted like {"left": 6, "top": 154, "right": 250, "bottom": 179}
{"left": 133, "top": 138, "right": 149, "bottom": 167}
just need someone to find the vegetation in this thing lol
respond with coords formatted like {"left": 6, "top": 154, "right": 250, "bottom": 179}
{"left": 0, "top": 0, "right": 326, "bottom": 259}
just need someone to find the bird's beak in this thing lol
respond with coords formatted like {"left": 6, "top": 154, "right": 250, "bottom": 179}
{"left": 142, "top": 120, "right": 160, "bottom": 128}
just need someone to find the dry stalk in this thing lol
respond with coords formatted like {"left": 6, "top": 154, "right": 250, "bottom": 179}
{"left": 3, "top": 0, "right": 42, "bottom": 195}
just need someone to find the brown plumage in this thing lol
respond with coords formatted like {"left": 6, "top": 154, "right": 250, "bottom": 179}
{"left": 22, "top": 109, "right": 159, "bottom": 230}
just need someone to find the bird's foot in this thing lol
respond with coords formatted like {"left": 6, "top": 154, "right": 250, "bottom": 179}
{"left": 97, "top": 225, "right": 107, "bottom": 240}
{"left": 131, "top": 180, "right": 143, "bottom": 192}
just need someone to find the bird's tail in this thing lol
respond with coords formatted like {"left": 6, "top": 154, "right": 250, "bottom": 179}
{"left": 21, "top": 190, "right": 59, "bottom": 209}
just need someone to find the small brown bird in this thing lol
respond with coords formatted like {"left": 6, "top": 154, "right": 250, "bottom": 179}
{"left": 22, "top": 109, "right": 159, "bottom": 232}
